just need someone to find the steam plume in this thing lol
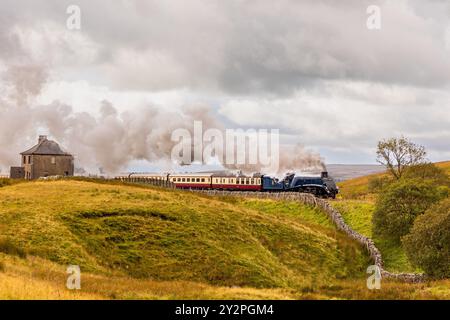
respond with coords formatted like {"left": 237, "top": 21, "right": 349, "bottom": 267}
{"left": 0, "top": 65, "right": 325, "bottom": 175}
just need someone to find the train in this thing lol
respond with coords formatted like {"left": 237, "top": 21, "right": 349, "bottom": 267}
{"left": 116, "top": 171, "right": 339, "bottom": 198}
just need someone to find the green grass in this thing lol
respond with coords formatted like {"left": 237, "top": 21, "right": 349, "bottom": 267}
{"left": 334, "top": 161, "right": 450, "bottom": 273}
{"left": 331, "top": 200, "right": 418, "bottom": 273}
{"left": 1, "top": 179, "right": 450, "bottom": 299}
{"left": 0, "top": 180, "right": 369, "bottom": 291}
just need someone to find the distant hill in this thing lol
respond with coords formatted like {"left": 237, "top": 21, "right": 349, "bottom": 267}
{"left": 336, "top": 161, "right": 450, "bottom": 199}
{"left": 436, "top": 160, "right": 450, "bottom": 174}
{"left": 327, "top": 164, "right": 385, "bottom": 182}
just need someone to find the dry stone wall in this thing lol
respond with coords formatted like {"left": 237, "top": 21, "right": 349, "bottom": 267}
{"left": 196, "top": 190, "right": 426, "bottom": 283}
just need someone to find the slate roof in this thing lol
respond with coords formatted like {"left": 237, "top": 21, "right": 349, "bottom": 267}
{"left": 21, "top": 138, "right": 72, "bottom": 156}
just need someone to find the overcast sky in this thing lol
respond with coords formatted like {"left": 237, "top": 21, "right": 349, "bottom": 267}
{"left": 1, "top": 0, "right": 449, "bottom": 169}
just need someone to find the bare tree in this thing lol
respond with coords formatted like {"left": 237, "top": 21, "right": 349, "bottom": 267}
{"left": 376, "top": 137, "right": 427, "bottom": 179}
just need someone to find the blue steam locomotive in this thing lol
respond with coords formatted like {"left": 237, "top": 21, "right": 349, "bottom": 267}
{"left": 262, "top": 172, "right": 339, "bottom": 198}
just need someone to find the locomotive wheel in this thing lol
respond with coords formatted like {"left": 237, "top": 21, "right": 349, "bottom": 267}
{"left": 298, "top": 186, "right": 328, "bottom": 198}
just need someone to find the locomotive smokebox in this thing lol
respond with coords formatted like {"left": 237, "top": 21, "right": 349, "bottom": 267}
{"left": 321, "top": 171, "right": 328, "bottom": 178}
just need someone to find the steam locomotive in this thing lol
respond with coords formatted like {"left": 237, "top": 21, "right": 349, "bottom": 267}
{"left": 117, "top": 171, "right": 339, "bottom": 198}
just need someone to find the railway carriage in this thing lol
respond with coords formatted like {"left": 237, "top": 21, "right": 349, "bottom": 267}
{"left": 211, "top": 175, "right": 262, "bottom": 191}
{"left": 115, "top": 173, "right": 169, "bottom": 185}
{"left": 116, "top": 171, "right": 338, "bottom": 198}
{"left": 169, "top": 173, "right": 212, "bottom": 189}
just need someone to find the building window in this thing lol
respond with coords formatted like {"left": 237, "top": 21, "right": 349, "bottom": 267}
{"left": 51, "top": 157, "right": 56, "bottom": 164}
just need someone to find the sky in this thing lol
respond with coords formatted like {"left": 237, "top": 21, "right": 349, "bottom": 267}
{"left": 0, "top": 0, "right": 449, "bottom": 174}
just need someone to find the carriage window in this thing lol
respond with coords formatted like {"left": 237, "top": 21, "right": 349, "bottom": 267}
{"left": 201, "top": 178, "right": 205, "bottom": 182}
{"left": 187, "top": 178, "right": 190, "bottom": 182}
{"left": 182, "top": 178, "right": 185, "bottom": 182}
{"left": 196, "top": 178, "right": 200, "bottom": 182}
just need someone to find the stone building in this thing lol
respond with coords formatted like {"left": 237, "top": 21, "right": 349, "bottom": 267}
{"left": 10, "top": 136, "right": 74, "bottom": 179}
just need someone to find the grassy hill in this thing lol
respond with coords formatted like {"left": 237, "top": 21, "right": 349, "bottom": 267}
{"left": 333, "top": 160, "right": 450, "bottom": 273}
{"left": 0, "top": 178, "right": 449, "bottom": 299}
{"left": 337, "top": 161, "right": 450, "bottom": 200}
{"left": 0, "top": 179, "right": 369, "bottom": 299}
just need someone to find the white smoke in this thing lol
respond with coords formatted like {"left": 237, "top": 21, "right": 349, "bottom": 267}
{"left": 0, "top": 65, "right": 325, "bottom": 175}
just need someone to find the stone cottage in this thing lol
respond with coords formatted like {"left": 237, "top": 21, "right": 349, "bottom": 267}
{"left": 10, "top": 136, "right": 74, "bottom": 179}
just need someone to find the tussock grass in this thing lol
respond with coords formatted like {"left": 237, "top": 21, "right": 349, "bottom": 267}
{"left": 0, "top": 238, "right": 27, "bottom": 259}
{"left": 1, "top": 178, "right": 449, "bottom": 299}
{"left": 0, "top": 180, "right": 368, "bottom": 292}
{"left": 0, "top": 178, "right": 26, "bottom": 188}
{"left": 1, "top": 253, "right": 449, "bottom": 300}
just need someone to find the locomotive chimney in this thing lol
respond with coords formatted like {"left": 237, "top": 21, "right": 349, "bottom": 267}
{"left": 38, "top": 135, "right": 48, "bottom": 143}
{"left": 321, "top": 171, "right": 328, "bottom": 178}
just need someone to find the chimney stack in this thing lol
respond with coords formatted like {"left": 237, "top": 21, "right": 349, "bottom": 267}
{"left": 38, "top": 135, "right": 48, "bottom": 143}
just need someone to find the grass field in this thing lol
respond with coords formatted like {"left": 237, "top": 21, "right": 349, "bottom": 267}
{"left": 334, "top": 160, "right": 450, "bottom": 273}
{"left": 0, "top": 178, "right": 449, "bottom": 299}
{"left": 0, "top": 179, "right": 370, "bottom": 299}
{"left": 337, "top": 161, "right": 450, "bottom": 200}
{"left": 330, "top": 200, "right": 418, "bottom": 273}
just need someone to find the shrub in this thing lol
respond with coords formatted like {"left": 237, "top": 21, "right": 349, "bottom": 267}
{"left": 0, "top": 238, "right": 27, "bottom": 259}
{"left": 403, "top": 198, "right": 450, "bottom": 278}
{"left": 402, "top": 163, "right": 450, "bottom": 187}
{"left": 0, "top": 178, "right": 12, "bottom": 188}
{"left": 372, "top": 178, "right": 446, "bottom": 242}
{"left": 368, "top": 176, "right": 392, "bottom": 193}
{"left": 0, "top": 178, "right": 27, "bottom": 188}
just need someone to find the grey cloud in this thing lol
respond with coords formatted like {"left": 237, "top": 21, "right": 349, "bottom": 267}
{"left": 2, "top": 0, "right": 450, "bottom": 94}
{"left": 0, "top": 0, "right": 449, "bottom": 167}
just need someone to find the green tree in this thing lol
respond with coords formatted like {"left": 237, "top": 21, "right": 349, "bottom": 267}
{"left": 376, "top": 137, "right": 426, "bottom": 180}
{"left": 372, "top": 178, "right": 446, "bottom": 242}
{"left": 403, "top": 198, "right": 450, "bottom": 278}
